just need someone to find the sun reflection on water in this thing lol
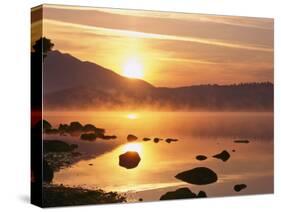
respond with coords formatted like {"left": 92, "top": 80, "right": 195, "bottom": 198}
{"left": 122, "top": 143, "right": 143, "bottom": 155}
{"left": 127, "top": 113, "right": 138, "bottom": 119}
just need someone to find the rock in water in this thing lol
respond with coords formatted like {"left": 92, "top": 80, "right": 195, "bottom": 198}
{"left": 83, "top": 124, "right": 96, "bottom": 132}
{"left": 234, "top": 184, "right": 247, "bottom": 192}
{"left": 213, "top": 150, "right": 230, "bottom": 162}
{"left": 175, "top": 167, "right": 218, "bottom": 185}
{"left": 68, "top": 121, "right": 83, "bottom": 132}
{"left": 119, "top": 151, "right": 141, "bottom": 169}
{"left": 234, "top": 140, "right": 250, "bottom": 144}
{"left": 80, "top": 133, "right": 97, "bottom": 141}
{"left": 154, "top": 138, "right": 162, "bottom": 143}
{"left": 143, "top": 137, "right": 151, "bottom": 141}
{"left": 160, "top": 188, "right": 197, "bottom": 200}
{"left": 127, "top": 134, "right": 138, "bottom": 142}
{"left": 196, "top": 155, "right": 207, "bottom": 161}
{"left": 100, "top": 135, "right": 117, "bottom": 140}
{"left": 165, "top": 138, "right": 178, "bottom": 143}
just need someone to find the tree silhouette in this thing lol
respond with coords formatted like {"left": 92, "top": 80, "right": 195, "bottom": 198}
{"left": 32, "top": 37, "right": 54, "bottom": 58}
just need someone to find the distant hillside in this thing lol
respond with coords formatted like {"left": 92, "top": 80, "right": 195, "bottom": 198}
{"left": 43, "top": 51, "right": 273, "bottom": 111}
{"left": 43, "top": 50, "right": 153, "bottom": 94}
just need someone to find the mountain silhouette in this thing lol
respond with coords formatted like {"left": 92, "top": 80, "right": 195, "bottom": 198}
{"left": 43, "top": 50, "right": 273, "bottom": 111}
{"left": 43, "top": 50, "right": 153, "bottom": 94}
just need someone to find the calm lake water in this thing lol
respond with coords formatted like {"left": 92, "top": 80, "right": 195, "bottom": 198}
{"left": 44, "top": 111, "right": 273, "bottom": 201}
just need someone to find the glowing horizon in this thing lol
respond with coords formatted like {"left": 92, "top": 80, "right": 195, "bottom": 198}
{"left": 32, "top": 5, "right": 273, "bottom": 87}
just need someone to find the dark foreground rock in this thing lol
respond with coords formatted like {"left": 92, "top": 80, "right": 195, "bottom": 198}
{"left": 119, "top": 151, "right": 141, "bottom": 169}
{"left": 196, "top": 155, "right": 207, "bottom": 161}
{"left": 212, "top": 150, "right": 230, "bottom": 162}
{"left": 197, "top": 191, "right": 207, "bottom": 198}
{"left": 43, "top": 120, "right": 52, "bottom": 131}
{"left": 43, "top": 160, "right": 54, "bottom": 183}
{"left": 83, "top": 124, "right": 96, "bottom": 132}
{"left": 160, "top": 188, "right": 207, "bottom": 200}
{"left": 234, "top": 184, "right": 247, "bottom": 192}
{"left": 43, "top": 184, "right": 126, "bottom": 207}
{"left": 127, "top": 134, "right": 138, "bottom": 142}
{"left": 43, "top": 140, "right": 78, "bottom": 153}
{"left": 43, "top": 140, "right": 80, "bottom": 171}
{"left": 45, "top": 128, "right": 59, "bottom": 134}
{"left": 68, "top": 121, "right": 84, "bottom": 132}
{"left": 234, "top": 140, "right": 250, "bottom": 144}
{"left": 175, "top": 167, "right": 218, "bottom": 185}
{"left": 99, "top": 135, "right": 117, "bottom": 140}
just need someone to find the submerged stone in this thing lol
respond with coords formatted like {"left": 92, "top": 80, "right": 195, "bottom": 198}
{"left": 119, "top": 151, "right": 141, "bottom": 169}
{"left": 212, "top": 150, "right": 230, "bottom": 162}
{"left": 175, "top": 167, "right": 218, "bottom": 185}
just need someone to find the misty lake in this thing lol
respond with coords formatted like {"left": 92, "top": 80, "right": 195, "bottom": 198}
{"left": 43, "top": 111, "right": 273, "bottom": 201}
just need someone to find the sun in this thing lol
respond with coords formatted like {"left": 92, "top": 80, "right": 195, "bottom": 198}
{"left": 123, "top": 143, "right": 142, "bottom": 154}
{"left": 123, "top": 57, "right": 144, "bottom": 79}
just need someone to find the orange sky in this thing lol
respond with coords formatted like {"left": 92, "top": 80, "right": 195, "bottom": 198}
{"left": 32, "top": 4, "right": 274, "bottom": 87}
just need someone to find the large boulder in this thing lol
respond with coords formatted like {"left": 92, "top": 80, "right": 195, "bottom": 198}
{"left": 175, "top": 167, "right": 218, "bottom": 185}
{"left": 119, "top": 151, "right": 141, "bottom": 169}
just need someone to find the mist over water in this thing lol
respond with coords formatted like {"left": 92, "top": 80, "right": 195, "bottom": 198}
{"left": 44, "top": 111, "right": 273, "bottom": 201}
